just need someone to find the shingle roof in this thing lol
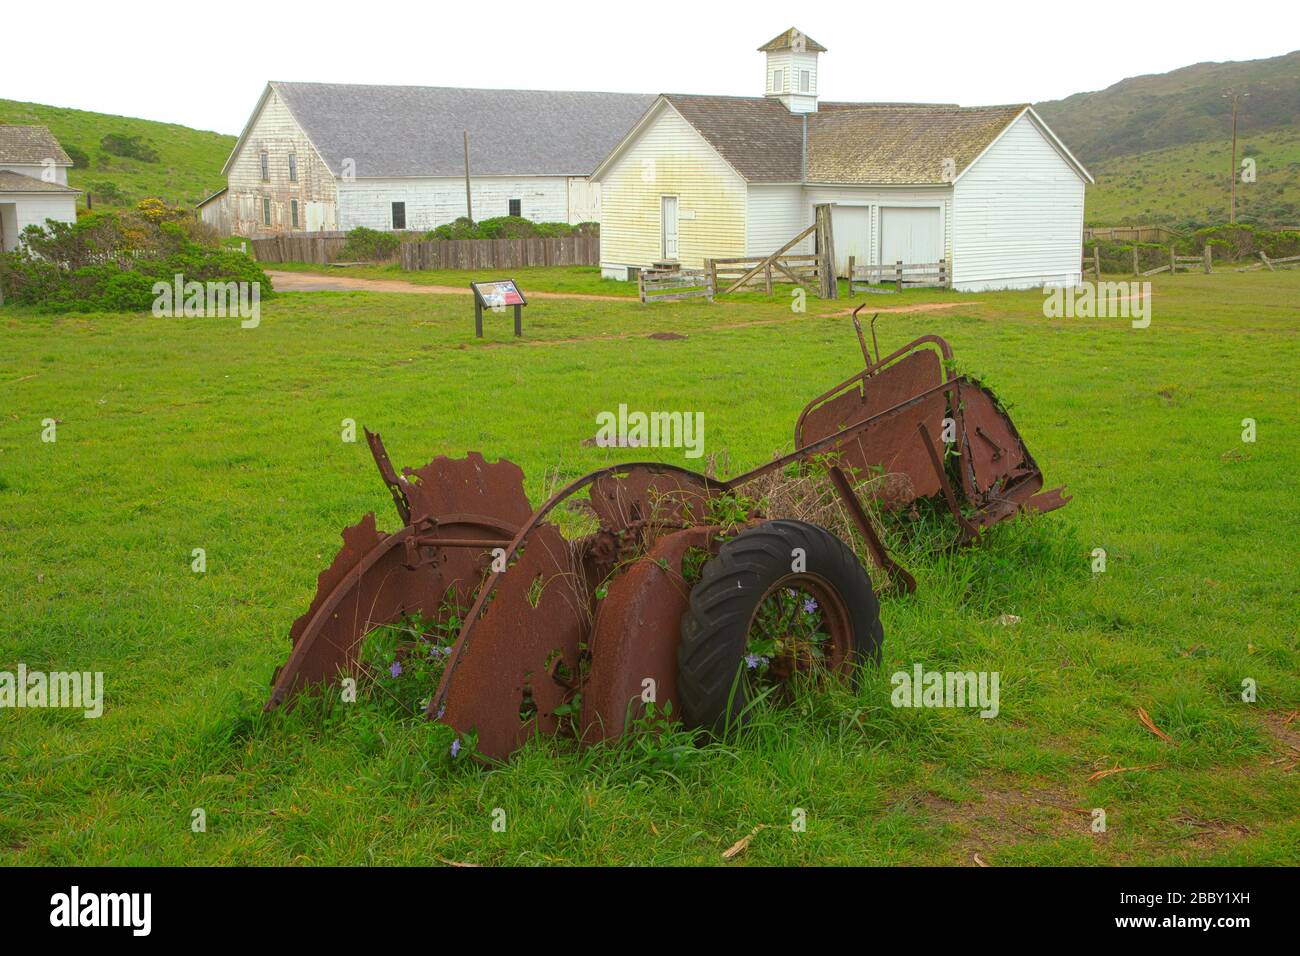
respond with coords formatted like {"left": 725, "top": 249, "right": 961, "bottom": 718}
{"left": 806, "top": 104, "right": 1028, "bottom": 184}
{"left": 270, "top": 82, "right": 657, "bottom": 178}
{"left": 663, "top": 95, "right": 806, "bottom": 182}
{"left": 0, "top": 125, "right": 73, "bottom": 166}
{"left": 758, "top": 28, "right": 827, "bottom": 53}
{"left": 661, "top": 96, "right": 1028, "bottom": 184}
{"left": 0, "top": 170, "right": 80, "bottom": 194}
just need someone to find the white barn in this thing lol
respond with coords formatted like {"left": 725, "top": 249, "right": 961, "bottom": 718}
{"left": 592, "top": 28, "right": 1093, "bottom": 292}
{"left": 0, "top": 126, "right": 80, "bottom": 252}
{"left": 212, "top": 82, "right": 655, "bottom": 237}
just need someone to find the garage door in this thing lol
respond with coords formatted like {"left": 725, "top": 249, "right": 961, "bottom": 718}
{"left": 879, "top": 206, "right": 942, "bottom": 266}
{"left": 831, "top": 205, "right": 870, "bottom": 277}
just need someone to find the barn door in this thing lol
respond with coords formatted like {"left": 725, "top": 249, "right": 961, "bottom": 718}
{"left": 661, "top": 196, "right": 679, "bottom": 260}
{"left": 879, "top": 206, "right": 942, "bottom": 267}
{"left": 830, "top": 205, "right": 870, "bottom": 277}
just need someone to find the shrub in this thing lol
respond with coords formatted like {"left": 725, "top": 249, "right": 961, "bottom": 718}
{"left": 64, "top": 145, "right": 90, "bottom": 169}
{"left": 99, "top": 133, "right": 159, "bottom": 163}
{"left": 0, "top": 212, "right": 270, "bottom": 314}
{"left": 338, "top": 226, "right": 400, "bottom": 261}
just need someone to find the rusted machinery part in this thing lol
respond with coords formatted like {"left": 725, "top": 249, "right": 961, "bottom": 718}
{"left": 428, "top": 461, "right": 722, "bottom": 759}
{"left": 580, "top": 525, "right": 721, "bottom": 744}
{"left": 266, "top": 450, "right": 536, "bottom": 713}
{"left": 793, "top": 333, "right": 957, "bottom": 446}
{"left": 435, "top": 522, "right": 589, "bottom": 761}
{"left": 265, "top": 516, "right": 443, "bottom": 711}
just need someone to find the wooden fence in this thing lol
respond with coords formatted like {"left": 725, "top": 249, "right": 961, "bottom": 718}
{"left": 247, "top": 232, "right": 600, "bottom": 269}
{"left": 707, "top": 254, "right": 822, "bottom": 295}
{"left": 400, "top": 236, "right": 599, "bottom": 271}
{"left": 1083, "top": 226, "right": 1184, "bottom": 243}
{"left": 849, "top": 258, "right": 951, "bottom": 293}
{"left": 638, "top": 267, "right": 714, "bottom": 304}
{"left": 250, "top": 234, "right": 349, "bottom": 264}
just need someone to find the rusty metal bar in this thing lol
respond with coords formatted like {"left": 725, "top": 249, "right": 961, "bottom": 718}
{"left": 826, "top": 465, "right": 916, "bottom": 594}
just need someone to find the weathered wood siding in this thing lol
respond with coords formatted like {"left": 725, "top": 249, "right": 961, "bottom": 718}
{"left": 226, "top": 87, "right": 338, "bottom": 237}
{"left": 597, "top": 102, "right": 747, "bottom": 278}
{"left": 745, "top": 184, "right": 811, "bottom": 256}
{"left": 952, "top": 113, "right": 1086, "bottom": 291}
{"left": 0, "top": 162, "right": 69, "bottom": 185}
{"left": 1, "top": 194, "right": 77, "bottom": 251}
{"left": 337, "top": 175, "right": 571, "bottom": 231}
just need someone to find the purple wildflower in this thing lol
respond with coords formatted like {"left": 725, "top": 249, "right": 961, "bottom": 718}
{"left": 389, "top": 660, "right": 402, "bottom": 678}
{"left": 745, "top": 653, "right": 766, "bottom": 670}
{"left": 450, "top": 738, "right": 461, "bottom": 758}
{"left": 803, "top": 597, "right": 818, "bottom": 614}
{"left": 436, "top": 705, "right": 446, "bottom": 719}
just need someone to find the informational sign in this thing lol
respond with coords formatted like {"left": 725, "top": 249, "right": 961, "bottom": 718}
{"left": 469, "top": 279, "right": 527, "bottom": 338}
{"left": 471, "top": 280, "right": 526, "bottom": 309}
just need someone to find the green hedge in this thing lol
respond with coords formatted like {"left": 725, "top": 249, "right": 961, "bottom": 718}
{"left": 0, "top": 211, "right": 270, "bottom": 314}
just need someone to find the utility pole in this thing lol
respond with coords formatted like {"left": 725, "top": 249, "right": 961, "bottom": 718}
{"left": 1224, "top": 91, "right": 1249, "bottom": 223}
{"left": 463, "top": 131, "right": 473, "bottom": 226}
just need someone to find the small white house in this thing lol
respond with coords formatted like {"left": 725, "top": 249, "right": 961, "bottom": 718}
{"left": 0, "top": 126, "right": 80, "bottom": 252}
{"left": 592, "top": 28, "right": 1093, "bottom": 292}
{"left": 213, "top": 82, "right": 655, "bottom": 237}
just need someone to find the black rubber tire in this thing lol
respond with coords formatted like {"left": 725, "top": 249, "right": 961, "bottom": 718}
{"left": 676, "top": 519, "right": 883, "bottom": 734}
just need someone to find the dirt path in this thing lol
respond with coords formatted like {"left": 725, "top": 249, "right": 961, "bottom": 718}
{"left": 267, "top": 270, "right": 628, "bottom": 301}
{"left": 267, "top": 268, "right": 975, "bottom": 316}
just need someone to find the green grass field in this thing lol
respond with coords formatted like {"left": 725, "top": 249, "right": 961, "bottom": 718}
{"left": 2, "top": 268, "right": 1297, "bottom": 865}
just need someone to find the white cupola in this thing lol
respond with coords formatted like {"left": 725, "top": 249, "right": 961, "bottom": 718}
{"left": 759, "top": 28, "right": 826, "bottom": 114}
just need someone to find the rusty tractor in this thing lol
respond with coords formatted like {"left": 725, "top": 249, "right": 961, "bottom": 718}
{"left": 266, "top": 309, "right": 1069, "bottom": 760}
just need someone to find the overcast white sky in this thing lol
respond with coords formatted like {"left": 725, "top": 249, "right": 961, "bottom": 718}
{"left": 6, "top": 0, "right": 1297, "bottom": 135}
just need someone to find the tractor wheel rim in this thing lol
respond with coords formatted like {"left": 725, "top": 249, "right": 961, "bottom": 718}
{"left": 744, "top": 572, "right": 854, "bottom": 685}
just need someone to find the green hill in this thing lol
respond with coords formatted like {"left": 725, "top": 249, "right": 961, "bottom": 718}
{"left": 0, "top": 99, "right": 234, "bottom": 211}
{"left": 1034, "top": 49, "right": 1300, "bottom": 227}
{"left": 1084, "top": 124, "right": 1300, "bottom": 227}
{"left": 1036, "top": 50, "right": 1300, "bottom": 163}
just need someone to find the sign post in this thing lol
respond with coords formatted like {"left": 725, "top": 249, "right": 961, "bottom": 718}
{"left": 470, "top": 279, "right": 527, "bottom": 338}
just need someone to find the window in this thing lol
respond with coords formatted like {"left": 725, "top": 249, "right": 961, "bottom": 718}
{"left": 800, "top": 70, "right": 811, "bottom": 93}
{"left": 260, "top": 151, "right": 269, "bottom": 182}
{"left": 290, "top": 199, "right": 299, "bottom": 228}
{"left": 772, "top": 69, "right": 783, "bottom": 92}
{"left": 508, "top": 198, "right": 521, "bottom": 217}
{"left": 262, "top": 197, "right": 271, "bottom": 225}
{"left": 391, "top": 202, "right": 406, "bottom": 230}
{"left": 288, "top": 153, "right": 297, "bottom": 182}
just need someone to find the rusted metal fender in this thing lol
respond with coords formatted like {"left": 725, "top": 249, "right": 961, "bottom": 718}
{"left": 580, "top": 525, "right": 720, "bottom": 744}
{"left": 429, "top": 461, "right": 721, "bottom": 761}
{"left": 265, "top": 516, "right": 442, "bottom": 711}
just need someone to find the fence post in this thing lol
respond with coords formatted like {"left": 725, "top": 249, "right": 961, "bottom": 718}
{"left": 1203, "top": 245, "right": 1212, "bottom": 274}
{"left": 1170, "top": 245, "right": 1176, "bottom": 274}
{"left": 1132, "top": 245, "right": 1139, "bottom": 276}
{"left": 1093, "top": 247, "right": 1101, "bottom": 281}
{"left": 848, "top": 256, "right": 855, "bottom": 292}
{"left": 895, "top": 260, "right": 903, "bottom": 293}
{"left": 940, "top": 258, "right": 948, "bottom": 287}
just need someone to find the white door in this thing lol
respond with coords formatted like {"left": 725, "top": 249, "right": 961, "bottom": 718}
{"left": 830, "top": 205, "right": 870, "bottom": 277}
{"left": 879, "top": 206, "right": 942, "bottom": 266}
{"left": 661, "top": 196, "right": 679, "bottom": 260}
